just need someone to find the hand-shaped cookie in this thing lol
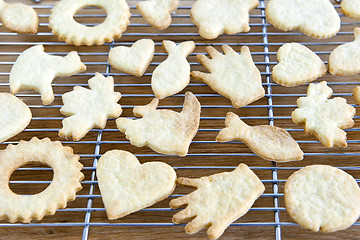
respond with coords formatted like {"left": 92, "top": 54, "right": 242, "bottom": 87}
{"left": 59, "top": 73, "right": 122, "bottom": 141}
{"left": 191, "top": 0, "right": 259, "bottom": 39}
{"left": 170, "top": 163, "right": 265, "bottom": 239}
{"left": 10, "top": 45, "right": 86, "bottom": 105}
{"left": 116, "top": 92, "right": 200, "bottom": 156}
{"left": 191, "top": 45, "right": 264, "bottom": 108}
{"left": 292, "top": 81, "right": 355, "bottom": 148}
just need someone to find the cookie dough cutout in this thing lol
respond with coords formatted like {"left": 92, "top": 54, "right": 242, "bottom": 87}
{"left": 97, "top": 150, "right": 176, "bottom": 220}
{"left": 170, "top": 163, "right": 265, "bottom": 240}
{"left": 292, "top": 81, "right": 355, "bottom": 148}
{"left": 0, "top": 0, "right": 38, "bottom": 34}
{"left": 342, "top": 0, "right": 360, "bottom": 19}
{"left": 0, "top": 137, "right": 84, "bottom": 223}
{"left": 191, "top": 45, "right": 264, "bottom": 108}
{"left": 329, "top": 28, "right": 360, "bottom": 76}
{"left": 137, "top": 0, "right": 179, "bottom": 30}
{"left": 49, "top": 0, "right": 130, "bottom": 46}
{"left": 272, "top": 43, "right": 327, "bottom": 87}
{"left": 0, "top": 93, "right": 31, "bottom": 143}
{"left": 10, "top": 45, "right": 86, "bottom": 105}
{"left": 59, "top": 73, "right": 122, "bottom": 141}
{"left": 152, "top": 40, "right": 195, "bottom": 99}
{"left": 191, "top": 0, "right": 259, "bottom": 39}
{"left": 266, "top": 0, "right": 341, "bottom": 39}
{"left": 109, "top": 39, "right": 155, "bottom": 77}
{"left": 285, "top": 165, "right": 360, "bottom": 232}
{"left": 216, "top": 112, "right": 303, "bottom": 162}
{"left": 116, "top": 92, "right": 200, "bottom": 156}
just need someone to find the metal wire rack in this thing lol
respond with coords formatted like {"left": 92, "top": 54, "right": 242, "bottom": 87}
{"left": 1, "top": 0, "right": 360, "bottom": 239}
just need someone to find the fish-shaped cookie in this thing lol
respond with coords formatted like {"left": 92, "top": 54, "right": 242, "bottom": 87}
{"left": 216, "top": 112, "right": 303, "bottom": 162}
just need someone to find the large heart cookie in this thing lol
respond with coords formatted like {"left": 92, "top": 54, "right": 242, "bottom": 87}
{"left": 266, "top": 0, "right": 340, "bottom": 39}
{"left": 97, "top": 150, "right": 177, "bottom": 220}
{"left": 108, "top": 39, "right": 155, "bottom": 77}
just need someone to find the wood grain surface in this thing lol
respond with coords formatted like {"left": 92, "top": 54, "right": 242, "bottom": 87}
{"left": 0, "top": 0, "right": 359, "bottom": 239}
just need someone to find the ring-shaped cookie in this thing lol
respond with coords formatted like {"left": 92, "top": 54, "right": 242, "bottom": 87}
{"left": 0, "top": 137, "right": 84, "bottom": 223}
{"left": 49, "top": 0, "right": 130, "bottom": 46}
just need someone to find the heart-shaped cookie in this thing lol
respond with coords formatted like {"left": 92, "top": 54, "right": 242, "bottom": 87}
{"left": 97, "top": 150, "right": 177, "bottom": 220}
{"left": 108, "top": 39, "right": 155, "bottom": 77}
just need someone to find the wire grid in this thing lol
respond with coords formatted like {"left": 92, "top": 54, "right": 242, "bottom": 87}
{"left": 0, "top": 0, "right": 360, "bottom": 239}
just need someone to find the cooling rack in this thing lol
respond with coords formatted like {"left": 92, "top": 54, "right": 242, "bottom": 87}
{"left": 0, "top": 0, "right": 360, "bottom": 239}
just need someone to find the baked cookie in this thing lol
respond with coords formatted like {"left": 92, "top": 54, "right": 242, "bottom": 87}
{"left": 292, "top": 81, "right": 355, "bottom": 148}
{"left": 216, "top": 112, "right": 303, "bottom": 162}
{"left": 49, "top": 0, "right": 130, "bottom": 46}
{"left": 116, "top": 92, "right": 200, "bottom": 156}
{"left": 272, "top": 43, "right": 327, "bottom": 87}
{"left": 285, "top": 165, "right": 360, "bottom": 232}
{"left": 10, "top": 45, "right": 86, "bottom": 105}
{"left": 342, "top": 0, "right": 360, "bottom": 19}
{"left": 59, "top": 73, "right": 122, "bottom": 141}
{"left": 266, "top": 0, "right": 341, "bottom": 39}
{"left": 191, "top": 45, "right": 264, "bottom": 108}
{"left": 137, "top": 0, "right": 179, "bottom": 30}
{"left": 191, "top": 0, "right": 259, "bottom": 39}
{"left": 329, "top": 28, "right": 360, "bottom": 76}
{"left": 97, "top": 150, "right": 176, "bottom": 220}
{"left": 170, "top": 163, "right": 265, "bottom": 240}
{"left": 0, "top": 0, "right": 38, "bottom": 34}
{"left": 353, "top": 86, "right": 360, "bottom": 104}
{"left": 109, "top": 39, "right": 155, "bottom": 77}
{"left": 152, "top": 40, "right": 195, "bottom": 99}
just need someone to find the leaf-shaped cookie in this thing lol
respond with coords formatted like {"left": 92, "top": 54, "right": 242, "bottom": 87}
{"left": 59, "top": 73, "right": 122, "bottom": 141}
{"left": 151, "top": 40, "right": 195, "bottom": 99}
{"left": 170, "top": 163, "right": 265, "bottom": 240}
{"left": 116, "top": 92, "right": 200, "bottom": 156}
{"left": 137, "top": 0, "right": 179, "bottom": 29}
{"left": 191, "top": 45, "right": 264, "bottom": 108}
{"left": 342, "top": 0, "right": 360, "bottom": 19}
{"left": 10, "top": 45, "right": 86, "bottom": 105}
{"left": 97, "top": 150, "right": 176, "bottom": 220}
{"left": 216, "top": 112, "right": 303, "bottom": 162}
{"left": 266, "top": 0, "right": 341, "bottom": 39}
{"left": 292, "top": 81, "right": 355, "bottom": 148}
{"left": 109, "top": 39, "right": 155, "bottom": 77}
{"left": 329, "top": 28, "right": 360, "bottom": 76}
{"left": 191, "top": 0, "right": 259, "bottom": 39}
{"left": 272, "top": 43, "right": 327, "bottom": 87}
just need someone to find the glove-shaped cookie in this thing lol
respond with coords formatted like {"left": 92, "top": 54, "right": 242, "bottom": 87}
{"left": 329, "top": 28, "right": 360, "bottom": 76}
{"left": 342, "top": 0, "right": 360, "bottom": 19}
{"left": 152, "top": 40, "right": 195, "bottom": 99}
{"left": 10, "top": 45, "right": 86, "bottom": 105}
{"left": 109, "top": 39, "right": 154, "bottom": 77}
{"left": 191, "top": 0, "right": 259, "bottom": 39}
{"left": 170, "top": 163, "right": 265, "bottom": 240}
{"left": 191, "top": 45, "right": 264, "bottom": 108}
{"left": 97, "top": 150, "right": 176, "bottom": 220}
{"left": 272, "top": 43, "right": 327, "bottom": 87}
{"left": 116, "top": 92, "right": 200, "bottom": 156}
{"left": 0, "top": 0, "right": 38, "bottom": 33}
{"left": 292, "top": 81, "right": 355, "bottom": 148}
{"left": 137, "top": 0, "right": 179, "bottom": 29}
{"left": 59, "top": 73, "right": 122, "bottom": 141}
{"left": 216, "top": 112, "right": 303, "bottom": 162}
{"left": 266, "top": 0, "right": 341, "bottom": 39}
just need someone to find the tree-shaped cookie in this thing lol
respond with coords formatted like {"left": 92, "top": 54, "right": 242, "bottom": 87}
{"left": 170, "top": 163, "right": 265, "bottom": 239}
{"left": 342, "top": 0, "right": 360, "bottom": 19}
{"left": 116, "top": 92, "right": 200, "bottom": 156}
{"left": 329, "top": 28, "right": 360, "bottom": 76}
{"left": 10, "top": 45, "right": 86, "bottom": 105}
{"left": 59, "top": 73, "right": 122, "bottom": 141}
{"left": 152, "top": 40, "right": 195, "bottom": 99}
{"left": 191, "top": 45, "right": 264, "bottom": 108}
{"left": 137, "top": 0, "right": 179, "bottom": 29}
{"left": 292, "top": 81, "right": 355, "bottom": 148}
{"left": 191, "top": 0, "right": 259, "bottom": 39}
